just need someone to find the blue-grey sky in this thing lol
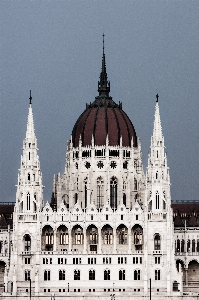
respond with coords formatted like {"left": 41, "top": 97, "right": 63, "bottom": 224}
{"left": 1, "top": 1, "right": 199, "bottom": 203}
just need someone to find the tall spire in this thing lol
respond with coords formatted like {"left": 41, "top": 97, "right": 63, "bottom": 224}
{"left": 98, "top": 34, "right": 110, "bottom": 97}
{"left": 16, "top": 92, "right": 44, "bottom": 213}
{"left": 153, "top": 94, "right": 163, "bottom": 140}
{"left": 26, "top": 91, "right": 35, "bottom": 139}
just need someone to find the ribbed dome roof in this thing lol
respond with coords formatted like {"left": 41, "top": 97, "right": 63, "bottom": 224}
{"left": 72, "top": 37, "right": 137, "bottom": 148}
{"left": 72, "top": 98, "right": 137, "bottom": 147}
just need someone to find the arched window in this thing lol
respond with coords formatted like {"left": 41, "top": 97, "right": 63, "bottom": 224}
{"left": 110, "top": 177, "right": 117, "bottom": 209}
{"left": 44, "top": 270, "right": 50, "bottom": 281}
{"left": 89, "top": 269, "right": 95, "bottom": 280}
{"left": 154, "top": 234, "right": 161, "bottom": 250}
{"left": 89, "top": 227, "right": 98, "bottom": 244}
{"left": 119, "top": 227, "right": 128, "bottom": 245}
{"left": 74, "top": 269, "right": 80, "bottom": 280}
{"left": 123, "top": 193, "right": 126, "bottom": 206}
{"left": 155, "top": 269, "right": 160, "bottom": 280}
{"left": 104, "top": 226, "right": 113, "bottom": 245}
{"left": 156, "top": 172, "right": 158, "bottom": 179}
{"left": 74, "top": 227, "right": 83, "bottom": 245}
{"left": 97, "top": 177, "right": 104, "bottom": 209}
{"left": 24, "top": 234, "right": 31, "bottom": 251}
{"left": 59, "top": 226, "right": 68, "bottom": 245}
{"left": 104, "top": 269, "right": 110, "bottom": 280}
{"left": 28, "top": 173, "right": 30, "bottom": 181}
{"left": 59, "top": 270, "right": 65, "bottom": 280}
{"left": 134, "top": 227, "right": 143, "bottom": 246}
{"left": 134, "top": 270, "right": 140, "bottom": 280}
{"left": 119, "top": 269, "right": 125, "bottom": 280}
{"left": 156, "top": 192, "right": 159, "bottom": 209}
{"left": 27, "top": 193, "right": 30, "bottom": 210}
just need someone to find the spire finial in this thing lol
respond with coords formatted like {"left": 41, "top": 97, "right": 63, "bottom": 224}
{"left": 103, "top": 33, "right": 105, "bottom": 56}
{"left": 29, "top": 90, "right": 32, "bottom": 105}
{"left": 98, "top": 34, "right": 110, "bottom": 97}
{"left": 156, "top": 93, "right": 159, "bottom": 102}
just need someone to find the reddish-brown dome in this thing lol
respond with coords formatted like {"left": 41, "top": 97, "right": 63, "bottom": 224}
{"left": 72, "top": 97, "right": 137, "bottom": 147}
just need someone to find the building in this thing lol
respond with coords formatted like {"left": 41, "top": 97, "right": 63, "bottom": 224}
{"left": 0, "top": 41, "right": 199, "bottom": 299}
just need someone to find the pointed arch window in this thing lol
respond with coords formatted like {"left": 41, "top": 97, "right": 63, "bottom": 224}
{"left": 110, "top": 177, "right": 117, "bottom": 209}
{"left": 89, "top": 269, "right": 95, "bottom": 280}
{"left": 97, "top": 177, "right": 104, "bottom": 209}
{"left": 59, "top": 270, "right": 65, "bottom": 280}
{"left": 74, "top": 269, "right": 80, "bottom": 280}
{"left": 134, "top": 269, "right": 140, "bottom": 280}
{"left": 27, "top": 193, "right": 30, "bottom": 210}
{"left": 156, "top": 192, "right": 159, "bottom": 209}
{"left": 154, "top": 234, "right": 161, "bottom": 250}
{"left": 104, "top": 226, "right": 113, "bottom": 245}
{"left": 119, "top": 269, "right": 125, "bottom": 280}
{"left": 134, "top": 227, "right": 143, "bottom": 245}
{"left": 89, "top": 227, "right": 98, "bottom": 245}
{"left": 24, "top": 234, "right": 31, "bottom": 251}
{"left": 104, "top": 269, "right": 110, "bottom": 280}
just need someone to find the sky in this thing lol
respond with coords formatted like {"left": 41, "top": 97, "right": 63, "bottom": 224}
{"left": 1, "top": 0, "right": 199, "bottom": 203}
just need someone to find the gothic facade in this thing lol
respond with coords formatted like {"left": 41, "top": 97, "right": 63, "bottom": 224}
{"left": 0, "top": 45, "right": 199, "bottom": 299}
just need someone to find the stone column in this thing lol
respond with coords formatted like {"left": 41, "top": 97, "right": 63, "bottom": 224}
{"left": 98, "top": 227, "right": 102, "bottom": 254}
{"left": 83, "top": 228, "right": 87, "bottom": 254}
{"left": 185, "top": 268, "right": 188, "bottom": 286}
{"left": 53, "top": 230, "right": 56, "bottom": 252}
{"left": 68, "top": 229, "right": 72, "bottom": 253}
{"left": 128, "top": 227, "right": 132, "bottom": 254}
{"left": 113, "top": 228, "right": 117, "bottom": 253}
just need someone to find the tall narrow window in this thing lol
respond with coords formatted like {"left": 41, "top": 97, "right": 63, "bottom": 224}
{"left": 27, "top": 193, "right": 30, "bottom": 210}
{"left": 134, "top": 270, "right": 140, "bottom": 280}
{"left": 25, "top": 270, "right": 30, "bottom": 281}
{"left": 119, "top": 270, "right": 125, "bottom": 280}
{"left": 29, "top": 152, "right": 30, "bottom": 160}
{"left": 134, "top": 178, "right": 137, "bottom": 190}
{"left": 97, "top": 177, "right": 104, "bottom": 209}
{"left": 44, "top": 270, "right": 50, "bottom": 281}
{"left": 154, "top": 234, "right": 161, "bottom": 250}
{"left": 59, "top": 270, "right": 65, "bottom": 280}
{"left": 110, "top": 177, "right": 117, "bottom": 209}
{"left": 104, "top": 269, "right": 110, "bottom": 280}
{"left": 89, "top": 270, "right": 95, "bottom": 280}
{"left": 84, "top": 179, "right": 87, "bottom": 208}
{"left": 28, "top": 173, "right": 30, "bottom": 181}
{"left": 104, "top": 226, "right": 113, "bottom": 245}
{"left": 123, "top": 193, "right": 126, "bottom": 206}
{"left": 156, "top": 192, "right": 159, "bottom": 209}
{"left": 155, "top": 270, "right": 160, "bottom": 280}
{"left": 74, "top": 270, "right": 80, "bottom": 280}
{"left": 24, "top": 235, "right": 31, "bottom": 251}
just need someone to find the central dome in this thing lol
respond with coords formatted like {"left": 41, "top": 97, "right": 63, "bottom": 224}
{"left": 72, "top": 41, "right": 137, "bottom": 148}
{"left": 72, "top": 98, "right": 137, "bottom": 147}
